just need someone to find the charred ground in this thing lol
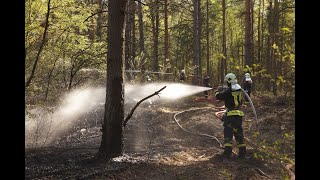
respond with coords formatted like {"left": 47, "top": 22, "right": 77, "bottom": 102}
{"left": 25, "top": 93, "right": 295, "bottom": 179}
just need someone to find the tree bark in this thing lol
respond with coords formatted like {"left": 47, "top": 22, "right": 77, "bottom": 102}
{"left": 257, "top": 0, "right": 261, "bottom": 64}
{"left": 125, "top": 1, "right": 132, "bottom": 80}
{"left": 96, "top": 0, "right": 104, "bottom": 39}
{"left": 131, "top": 2, "right": 136, "bottom": 67}
{"left": 272, "top": 0, "right": 279, "bottom": 96}
{"left": 244, "top": 0, "right": 254, "bottom": 69}
{"left": 98, "top": 0, "right": 128, "bottom": 159}
{"left": 198, "top": 0, "right": 202, "bottom": 79}
{"left": 192, "top": 0, "right": 199, "bottom": 85}
{"left": 206, "top": 0, "right": 210, "bottom": 75}
{"left": 151, "top": 0, "right": 159, "bottom": 73}
{"left": 44, "top": 57, "right": 58, "bottom": 101}
{"left": 221, "top": 0, "right": 226, "bottom": 84}
{"left": 266, "top": 0, "right": 273, "bottom": 91}
{"left": 138, "top": 0, "right": 145, "bottom": 71}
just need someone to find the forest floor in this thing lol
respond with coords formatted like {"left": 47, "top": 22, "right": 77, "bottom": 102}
{"left": 25, "top": 92, "right": 295, "bottom": 180}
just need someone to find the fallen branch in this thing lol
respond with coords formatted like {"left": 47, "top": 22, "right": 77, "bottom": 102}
{"left": 255, "top": 168, "right": 272, "bottom": 179}
{"left": 123, "top": 86, "right": 167, "bottom": 127}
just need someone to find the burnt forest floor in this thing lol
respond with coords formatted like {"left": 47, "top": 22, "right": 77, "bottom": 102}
{"left": 25, "top": 92, "right": 295, "bottom": 180}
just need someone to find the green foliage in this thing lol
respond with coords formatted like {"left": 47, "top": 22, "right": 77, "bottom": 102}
{"left": 251, "top": 131, "right": 295, "bottom": 177}
{"left": 25, "top": 0, "right": 295, "bottom": 103}
{"left": 25, "top": 0, "right": 107, "bottom": 104}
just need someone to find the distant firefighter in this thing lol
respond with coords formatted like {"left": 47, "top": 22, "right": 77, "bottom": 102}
{"left": 179, "top": 69, "right": 186, "bottom": 82}
{"left": 146, "top": 75, "right": 152, "bottom": 82}
{"left": 241, "top": 72, "right": 252, "bottom": 102}
{"left": 203, "top": 75, "right": 211, "bottom": 99}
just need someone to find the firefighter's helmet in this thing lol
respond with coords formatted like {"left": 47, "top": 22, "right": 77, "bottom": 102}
{"left": 224, "top": 73, "right": 237, "bottom": 85}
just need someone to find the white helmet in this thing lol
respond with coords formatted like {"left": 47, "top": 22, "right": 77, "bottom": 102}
{"left": 224, "top": 73, "right": 237, "bottom": 85}
{"left": 244, "top": 72, "right": 252, "bottom": 81}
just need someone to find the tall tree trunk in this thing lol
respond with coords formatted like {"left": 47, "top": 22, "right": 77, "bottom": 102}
{"left": 193, "top": 0, "right": 199, "bottom": 85}
{"left": 44, "top": 57, "right": 58, "bottom": 101}
{"left": 138, "top": 0, "right": 145, "bottom": 71}
{"left": 96, "top": 0, "right": 103, "bottom": 39}
{"left": 164, "top": 0, "right": 169, "bottom": 62}
{"left": 198, "top": 0, "right": 202, "bottom": 79}
{"left": 125, "top": 0, "right": 132, "bottom": 80}
{"left": 251, "top": 0, "right": 254, "bottom": 66}
{"left": 257, "top": 0, "right": 261, "bottom": 64}
{"left": 131, "top": 2, "right": 136, "bottom": 68}
{"left": 272, "top": 0, "right": 279, "bottom": 96}
{"left": 244, "top": 0, "right": 254, "bottom": 69}
{"left": 151, "top": 0, "right": 159, "bottom": 73}
{"left": 88, "top": 19, "right": 95, "bottom": 41}
{"left": 221, "top": 0, "right": 226, "bottom": 84}
{"left": 265, "top": 0, "right": 273, "bottom": 91}
{"left": 164, "top": 0, "right": 170, "bottom": 80}
{"left": 279, "top": 9, "right": 284, "bottom": 91}
{"left": 261, "top": 0, "right": 264, "bottom": 64}
{"left": 25, "top": 0, "right": 51, "bottom": 88}
{"left": 98, "top": 0, "right": 128, "bottom": 159}
{"left": 206, "top": 0, "right": 210, "bottom": 75}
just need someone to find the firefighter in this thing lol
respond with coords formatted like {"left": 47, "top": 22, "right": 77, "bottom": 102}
{"left": 242, "top": 72, "right": 252, "bottom": 102}
{"left": 146, "top": 75, "right": 152, "bottom": 82}
{"left": 203, "top": 75, "right": 211, "bottom": 99}
{"left": 214, "top": 73, "right": 246, "bottom": 159}
{"left": 179, "top": 69, "right": 186, "bottom": 82}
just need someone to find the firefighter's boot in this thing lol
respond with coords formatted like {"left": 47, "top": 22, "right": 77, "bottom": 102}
{"left": 223, "top": 146, "right": 232, "bottom": 159}
{"left": 238, "top": 146, "right": 246, "bottom": 159}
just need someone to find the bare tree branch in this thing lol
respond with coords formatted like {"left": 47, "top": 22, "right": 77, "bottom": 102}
{"left": 123, "top": 86, "right": 167, "bottom": 127}
{"left": 83, "top": 10, "right": 108, "bottom": 23}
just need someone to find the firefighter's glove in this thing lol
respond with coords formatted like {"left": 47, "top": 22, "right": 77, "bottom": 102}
{"left": 217, "top": 86, "right": 224, "bottom": 92}
{"left": 221, "top": 115, "right": 226, "bottom": 122}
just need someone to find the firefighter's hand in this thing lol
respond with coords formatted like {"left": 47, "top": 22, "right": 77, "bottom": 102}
{"left": 217, "top": 86, "right": 224, "bottom": 91}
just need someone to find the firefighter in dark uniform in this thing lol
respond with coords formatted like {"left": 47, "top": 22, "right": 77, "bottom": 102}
{"left": 214, "top": 73, "right": 246, "bottom": 159}
{"left": 203, "top": 75, "right": 211, "bottom": 99}
{"left": 242, "top": 72, "right": 252, "bottom": 102}
{"left": 179, "top": 69, "right": 186, "bottom": 82}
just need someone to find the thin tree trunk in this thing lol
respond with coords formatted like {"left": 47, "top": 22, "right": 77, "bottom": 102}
{"left": 206, "top": 0, "right": 210, "bottom": 75}
{"left": 131, "top": 2, "right": 136, "bottom": 67}
{"left": 272, "top": 0, "right": 279, "bottom": 96}
{"left": 266, "top": 0, "right": 273, "bottom": 91}
{"left": 221, "top": 0, "right": 226, "bottom": 83}
{"left": 125, "top": 1, "right": 132, "bottom": 80}
{"left": 261, "top": 0, "right": 264, "bottom": 64}
{"left": 44, "top": 57, "right": 58, "bottom": 100}
{"left": 164, "top": 0, "right": 170, "bottom": 79}
{"left": 193, "top": 0, "right": 199, "bottom": 85}
{"left": 245, "top": 0, "right": 254, "bottom": 68}
{"left": 26, "top": 0, "right": 51, "bottom": 88}
{"left": 138, "top": 0, "right": 145, "bottom": 71}
{"left": 96, "top": 0, "right": 103, "bottom": 39}
{"left": 257, "top": 0, "right": 261, "bottom": 64}
{"left": 198, "top": 0, "right": 202, "bottom": 80}
{"left": 164, "top": 0, "right": 169, "bottom": 62}
{"left": 151, "top": 0, "right": 159, "bottom": 73}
